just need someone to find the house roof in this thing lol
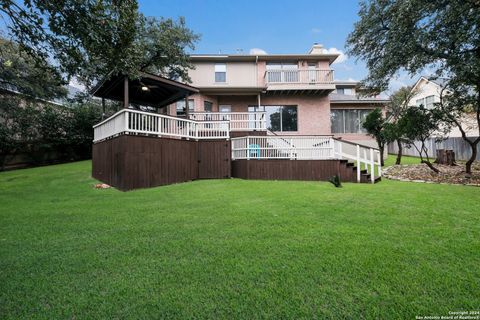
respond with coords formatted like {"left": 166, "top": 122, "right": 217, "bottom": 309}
{"left": 411, "top": 76, "right": 449, "bottom": 93}
{"left": 189, "top": 53, "right": 340, "bottom": 64}
{"left": 329, "top": 93, "right": 390, "bottom": 104}
{"left": 91, "top": 72, "right": 199, "bottom": 108}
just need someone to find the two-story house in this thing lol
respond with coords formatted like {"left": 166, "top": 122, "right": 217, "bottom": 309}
{"left": 168, "top": 44, "right": 389, "bottom": 147}
{"left": 91, "top": 44, "right": 387, "bottom": 190}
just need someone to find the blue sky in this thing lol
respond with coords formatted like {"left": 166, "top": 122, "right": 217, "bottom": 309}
{"left": 138, "top": 0, "right": 415, "bottom": 91}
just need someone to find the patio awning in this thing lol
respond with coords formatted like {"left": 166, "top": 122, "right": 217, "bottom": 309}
{"left": 91, "top": 72, "right": 199, "bottom": 108}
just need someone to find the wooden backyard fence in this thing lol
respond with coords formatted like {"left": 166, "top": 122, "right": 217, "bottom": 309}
{"left": 388, "top": 137, "right": 480, "bottom": 161}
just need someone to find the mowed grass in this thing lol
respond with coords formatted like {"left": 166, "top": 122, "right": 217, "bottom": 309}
{"left": 0, "top": 161, "right": 479, "bottom": 319}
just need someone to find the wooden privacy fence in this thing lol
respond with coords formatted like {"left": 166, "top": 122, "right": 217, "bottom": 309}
{"left": 388, "top": 137, "right": 480, "bottom": 161}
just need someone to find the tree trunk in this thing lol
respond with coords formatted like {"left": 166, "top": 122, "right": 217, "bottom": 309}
{"left": 435, "top": 149, "right": 456, "bottom": 165}
{"left": 421, "top": 160, "right": 440, "bottom": 173}
{"left": 379, "top": 146, "right": 385, "bottom": 166}
{"left": 395, "top": 139, "right": 402, "bottom": 165}
{"left": 465, "top": 141, "right": 478, "bottom": 177}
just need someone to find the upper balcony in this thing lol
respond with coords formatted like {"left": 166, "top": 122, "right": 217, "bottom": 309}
{"left": 264, "top": 69, "right": 335, "bottom": 93}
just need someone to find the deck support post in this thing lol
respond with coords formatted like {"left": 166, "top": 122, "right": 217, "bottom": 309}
{"left": 356, "top": 145, "right": 361, "bottom": 183}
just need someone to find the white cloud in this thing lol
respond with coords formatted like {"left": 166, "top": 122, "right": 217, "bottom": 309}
{"left": 322, "top": 47, "right": 347, "bottom": 64}
{"left": 249, "top": 48, "right": 267, "bottom": 55}
{"left": 311, "top": 28, "right": 321, "bottom": 34}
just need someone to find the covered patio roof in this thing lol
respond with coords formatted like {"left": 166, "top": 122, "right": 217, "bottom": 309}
{"left": 91, "top": 72, "right": 199, "bottom": 108}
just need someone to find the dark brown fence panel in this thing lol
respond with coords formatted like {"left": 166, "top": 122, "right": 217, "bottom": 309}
{"left": 232, "top": 159, "right": 358, "bottom": 182}
{"left": 93, "top": 135, "right": 199, "bottom": 190}
{"left": 198, "top": 140, "right": 231, "bottom": 179}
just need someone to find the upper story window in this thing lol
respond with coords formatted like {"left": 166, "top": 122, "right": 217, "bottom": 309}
{"left": 336, "top": 88, "right": 354, "bottom": 95}
{"left": 425, "top": 95, "right": 435, "bottom": 108}
{"left": 176, "top": 99, "right": 195, "bottom": 116}
{"left": 215, "top": 63, "right": 226, "bottom": 83}
{"left": 415, "top": 95, "right": 435, "bottom": 108}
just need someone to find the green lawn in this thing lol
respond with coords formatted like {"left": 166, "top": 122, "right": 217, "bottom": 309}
{"left": 0, "top": 161, "right": 479, "bottom": 319}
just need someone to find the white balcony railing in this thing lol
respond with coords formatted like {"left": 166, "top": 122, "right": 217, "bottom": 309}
{"left": 231, "top": 136, "right": 382, "bottom": 183}
{"left": 188, "top": 112, "right": 266, "bottom": 131}
{"left": 265, "top": 69, "right": 334, "bottom": 84}
{"left": 93, "top": 109, "right": 230, "bottom": 142}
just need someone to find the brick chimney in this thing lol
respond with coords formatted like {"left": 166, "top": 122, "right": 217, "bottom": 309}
{"left": 309, "top": 43, "right": 324, "bottom": 54}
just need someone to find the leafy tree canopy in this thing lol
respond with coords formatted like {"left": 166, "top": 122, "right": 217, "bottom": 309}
{"left": 346, "top": 0, "right": 479, "bottom": 93}
{"left": 0, "top": 37, "right": 67, "bottom": 99}
{"left": 1, "top": 0, "right": 199, "bottom": 87}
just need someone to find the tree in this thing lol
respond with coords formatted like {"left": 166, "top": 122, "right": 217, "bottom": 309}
{"left": 387, "top": 86, "right": 416, "bottom": 165}
{"left": 436, "top": 80, "right": 479, "bottom": 176}
{"left": 397, "top": 107, "right": 443, "bottom": 173}
{"left": 362, "top": 108, "right": 394, "bottom": 166}
{"left": 346, "top": 0, "right": 480, "bottom": 176}
{"left": 1, "top": 1, "right": 199, "bottom": 87}
{"left": 0, "top": 38, "right": 67, "bottom": 99}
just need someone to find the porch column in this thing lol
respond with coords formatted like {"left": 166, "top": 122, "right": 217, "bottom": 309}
{"left": 123, "top": 76, "right": 129, "bottom": 109}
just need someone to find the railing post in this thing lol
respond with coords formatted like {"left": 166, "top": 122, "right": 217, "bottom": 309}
{"left": 370, "top": 148, "right": 375, "bottom": 183}
{"left": 246, "top": 136, "right": 250, "bottom": 160}
{"left": 290, "top": 138, "right": 293, "bottom": 159}
{"left": 124, "top": 110, "right": 129, "bottom": 134}
{"left": 356, "top": 145, "right": 361, "bottom": 183}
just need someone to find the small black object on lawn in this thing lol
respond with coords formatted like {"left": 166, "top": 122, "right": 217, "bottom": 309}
{"left": 328, "top": 175, "right": 342, "bottom": 188}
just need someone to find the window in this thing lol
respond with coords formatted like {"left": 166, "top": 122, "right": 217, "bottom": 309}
{"left": 425, "top": 95, "right": 435, "bottom": 108}
{"left": 336, "top": 88, "right": 354, "bottom": 95}
{"left": 416, "top": 98, "right": 424, "bottom": 107}
{"left": 330, "top": 109, "right": 373, "bottom": 133}
{"left": 249, "top": 105, "right": 298, "bottom": 132}
{"left": 176, "top": 99, "right": 194, "bottom": 116}
{"left": 204, "top": 101, "right": 213, "bottom": 112}
{"left": 219, "top": 105, "right": 231, "bottom": 113}
{"left": 215, "top": 63, "right": 226, "bottom": 83}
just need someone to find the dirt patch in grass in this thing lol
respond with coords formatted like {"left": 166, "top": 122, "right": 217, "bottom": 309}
{"left": 384, "top": 161, "right": 480, "bottom": 186}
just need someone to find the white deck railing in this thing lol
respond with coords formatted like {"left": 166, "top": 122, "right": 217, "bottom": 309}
{"left": 265, "top": 69, "right": 334, "bottom": 84}
{"left": 231, "top": 136, "right": 334, "bottom": 160}
{"left": 93, "top": 109, "right": 230, "bottom": 142}
{"left": 231, "top": 136, "right": 382, "bottom": 183}
{"left": 188, "top": 112, "right": 266, "bottom": 131}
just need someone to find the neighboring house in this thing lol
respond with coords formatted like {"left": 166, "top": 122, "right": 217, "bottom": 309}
{"left": 167, "top": 44, "right": 389, "bottom": 148}
{"left": 408, "top": 76, "right": 478, "bottom": 137}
